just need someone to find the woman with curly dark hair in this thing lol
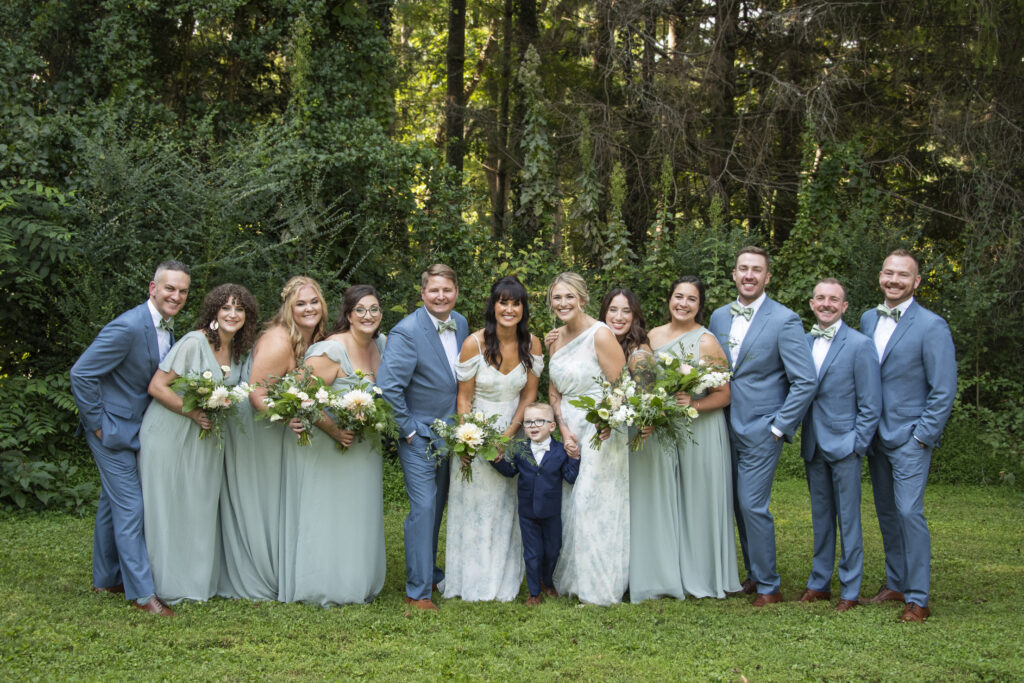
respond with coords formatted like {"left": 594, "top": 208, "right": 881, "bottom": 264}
{"left": 138, "top": 283, "right": 259, "bottom": 603}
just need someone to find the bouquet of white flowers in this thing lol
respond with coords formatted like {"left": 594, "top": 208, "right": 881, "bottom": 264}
{"left": 568, "top": 369, "right": 640, "bottom": 451}
{"left": 432, "top": 411, "right": 512, "bottom": 482}
{"left": 327, "top": 370, "right": 399, "bottom": 451}
{"left": 256, "top": 363, "right": 330, "bottom": 446}
{"left": 170, "top": 366, "right": 251, "bottom": 443}
{"left": 627, "top": 383, "right": 694, "bottom": 450}
{"left": 654, "top": 346, "right": 732, "bottom": 397}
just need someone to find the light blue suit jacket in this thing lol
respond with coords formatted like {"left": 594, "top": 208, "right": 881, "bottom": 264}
{"left": 859, "top": 301, "right": 956, "bottom": 449}
{"left": 800, "top": 324, "right": 882, "bottom": 462}
{"left": 70, "top": 302, "right": 163, "bottom": 452}
{"left": 708, "top": 297, "right": 817, "bottom": 449}
{"left": 377, "top": 306, "right": 469, "bottom": 441}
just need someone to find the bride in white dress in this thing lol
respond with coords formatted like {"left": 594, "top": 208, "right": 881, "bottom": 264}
{"left": 546, "top": 273, "right": 629, "bottom": 605}
{"left": 443, "top": 276, "right": 543, "bottom": 602}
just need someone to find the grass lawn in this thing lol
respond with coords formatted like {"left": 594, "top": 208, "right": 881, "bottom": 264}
{"left": 1, "top": 476, "right": 1022, "bottom": 681}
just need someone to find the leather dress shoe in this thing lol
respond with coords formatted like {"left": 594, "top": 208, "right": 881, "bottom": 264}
{"left": 92, "top": 583, "right": 125, "bottom": 594}
{"left": 799, "top": 589, "right": 832, "bottom": 602}
{"left": 541, "top": 582, "right": 558, "bottom": 598}
{"left": 432, "top": 583, "right": 440, "bottom": 593}
{"left": 404, "top": 596, "right": 439, "bottom": 612}
{"left": 865, "top": 587, "right": 905, "bottom": 604}
{"left": 741, "top": 578, "right": 757, "bottom": 595}
{"left": 751, "top": 592, "right": 783, "bottom": 607}
{"left": 525, "top": 595, "right": 542, "bottom": 606}
{"left": 133, "top": 597, "right": 174, "bottom": 617}
{"left": 899, "top": 603, "right": 930, "bottom": 622}
{"left": 835, "top": 599, "right": 859, "bottom": 612}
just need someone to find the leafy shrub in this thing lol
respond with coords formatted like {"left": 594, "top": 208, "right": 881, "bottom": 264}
{"left": 0, "top": 451, "right": 97, "bottom": 515}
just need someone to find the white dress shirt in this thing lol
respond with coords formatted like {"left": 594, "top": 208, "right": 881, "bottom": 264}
{"left": 728, "top": 292, "right": 767, "bottom": 367}
{"left": 426, "top": 310, "right": 458, "bottom": 378}
{"left": 873, "top": 297, "right": 913, "bottom": 360}
{"left": 530, "top": 437, "right": 552, "bottom": 466}
{"left": 147, "top": 299, "right": 172, "bottom": 360}
{"left": 812, "top": 321, "right": 842, "bottom": 376}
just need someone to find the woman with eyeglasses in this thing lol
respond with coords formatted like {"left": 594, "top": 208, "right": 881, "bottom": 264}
{"left": 442, "top": 276, "right": 542, "bottom": 602}
{"left": 277, "top": 284, "right": 387, "bottom": 606}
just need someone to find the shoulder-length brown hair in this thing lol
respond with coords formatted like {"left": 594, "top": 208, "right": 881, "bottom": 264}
{"left": 195, "top": 284, "right": 260, "bottom": 363}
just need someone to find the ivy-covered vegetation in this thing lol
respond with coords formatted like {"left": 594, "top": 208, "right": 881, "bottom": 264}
{"left": 1, "top": 0, "right": 1021, "bottom": 508}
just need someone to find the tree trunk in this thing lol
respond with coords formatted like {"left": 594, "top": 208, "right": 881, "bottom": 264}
{"left": 445, "top": 0, "right": 466, "bottom": 174}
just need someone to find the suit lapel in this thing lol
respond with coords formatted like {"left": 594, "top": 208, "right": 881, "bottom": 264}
{"left": 880, "top": 302, "right": 917, "bottom": 365}
{"left": 418, "top": 307, "right": 455, "bottom": 379}
{"left": 818, "top": 324, "right": 846, "bottom": 380}
{"left": 736, "top": 299, "right": 772, "bottom": 370}
{"left": 139, "top": 303, "right": 160, "bottom": 369}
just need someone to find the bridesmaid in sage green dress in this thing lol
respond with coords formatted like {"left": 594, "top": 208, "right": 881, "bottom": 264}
{"left": 139, "top": 283, "right": 259, "bottom": 603}
{"left": 648, "top": 276, "right": 741, "bottom": 599}
{"left": 278, "top": 285, "right": 386, "bottom": 606}
{"left": 219, "top": 276, "right": 326, "bottom": 601}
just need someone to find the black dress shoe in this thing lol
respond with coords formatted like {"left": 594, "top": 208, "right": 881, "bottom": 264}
{"left": 92, "top": 583, "right": 125, "bottom": 594}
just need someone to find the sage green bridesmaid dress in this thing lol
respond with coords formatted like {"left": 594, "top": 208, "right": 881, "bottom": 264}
{"left": 277, "top": 336, "right": 386, "bottom": 606}
{"left": 218, "top": 350, "right": 284, "bottom": 601}
{"left": 139, "top": 330, "right": 236, "bottom": 603}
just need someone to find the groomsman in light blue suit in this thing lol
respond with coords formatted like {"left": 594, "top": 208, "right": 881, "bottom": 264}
{"left": 859, "top": 249, "right": 956, "bottom": 623}
{"left": 709, "top": 246, "right": 817, "bottom": 606}
{"left": 69, "top": 260, "right": 190, "bottom": 617}
{"left": 378, "top": 263, "right": 468, "bottom": 611}
{"left": 798, "top": 278, "right": 881, "bottom": 612}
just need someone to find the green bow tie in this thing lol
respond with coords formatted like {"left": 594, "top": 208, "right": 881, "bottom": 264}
{"left": 158, "top": 318, "right": 174, "bottom": 333}
{"left": 730, "top": 302, "right": 754, "bottom": 321}
{"left": 437, "top": 319, "right": 457, "bottom": 334}
{"left": 876, "top": 304, "right": 901, "bottom": 322}
{"left": 810, "top": 324, "right": 836, "bottom": 340}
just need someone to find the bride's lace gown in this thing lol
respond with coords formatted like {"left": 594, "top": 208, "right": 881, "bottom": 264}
{"left": 442, "top": 340, "right": 543, "bottom": 601}
{"left": 551, "top": 322, "right": 629, "bottom": 605}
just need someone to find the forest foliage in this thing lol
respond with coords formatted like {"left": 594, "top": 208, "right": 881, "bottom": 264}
{"left": 1, "top": 0, "right": 1022, "bottom": 505}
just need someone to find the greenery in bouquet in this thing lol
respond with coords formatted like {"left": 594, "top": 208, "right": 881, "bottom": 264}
{"left": 256, "top": 362, "right": 330, "bottom": 446}
{"left": 568, "top": 369, "right": 640, "bottom": 451}
{"left": 432, "top": 411, "right": 512, "bottom": 482}
{"left": 169, "top": 365, "right": 252, "bottom": 444}
{"left": 326, "top": 370, "right": 399, "bottom": 452}
{"left": 627, "top": 384, "right": 694, "bottom": 450}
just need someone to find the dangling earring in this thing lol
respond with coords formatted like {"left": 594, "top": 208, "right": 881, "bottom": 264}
{"left": 209, "top": 320, "right": 220, "bottom": 331}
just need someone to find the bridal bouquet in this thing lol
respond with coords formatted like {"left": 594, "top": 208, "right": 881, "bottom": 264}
{"left": 568, "top": 369, "right": 640, "bottom": 451}
{"left": 654, "top": 347, "right": 732, "bottom": 397}
{"left": 256, "top": 363, "right": 330, "bottom": 446}
{"left": 170, "top": 366, "right": 252, "bottom": 443}
{"left": 326, "top": 371, "right": 399, "bottom": 451}
{"left": 432, "top": 412, "right": 512, "bottom": 483}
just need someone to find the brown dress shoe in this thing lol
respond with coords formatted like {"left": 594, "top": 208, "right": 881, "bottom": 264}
{"left": 404, "top": 596, "right": 439, "bottom": 612}
{"left": 751, "top": 592, "right": 783, "bottom": 607}
{"left": 741, "top": 578, "right": 757, "bottom": 595}
{"left": 541, "top": 584, "right": 558, "bottom": 598}
{"left": 866, "top": 587, "right": 905, "bottom": 604}
{"left": 899, "top": 603, "right": 930, "bottom": 622}
{"left": 92, "top": 583, "right": 125, "bottom": 594}
{"left": 525, "top": 595, "right": 542, "bottom": 606}
{"left": 133, "top": 597, "right": 174, "bottom": 617}
{"left": 835, "top": 599, "right": 859, "bottom": 612}
{"left": 798, "top": 589, "right": 832, "bottom": 602}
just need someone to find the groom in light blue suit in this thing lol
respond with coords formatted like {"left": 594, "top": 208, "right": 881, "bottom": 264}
{"left": 708, "top": 246, "right": 816, "bottom": 605}
{"left": 859, "top": 249, "right": 956, "bottom": 622}
{"left": 70, "top": 260, "right": 190, "bottom": 616}
{"left": 798, "top": 278, "right": 881, "bottom": 611}
{"left": 378, "top": 264, "right": 468, "bottom": 611}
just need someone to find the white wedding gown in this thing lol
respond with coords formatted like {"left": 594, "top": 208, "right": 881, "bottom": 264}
{"left": 551, "top": 322, "right": 629, "bottom": 605}
{"left": 442, "top": 341, "right": 543, "bottom": 601}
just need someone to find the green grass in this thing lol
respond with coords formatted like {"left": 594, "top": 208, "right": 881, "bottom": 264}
{"left": 1, "top": 478, "right": 1022, "bottom": 681}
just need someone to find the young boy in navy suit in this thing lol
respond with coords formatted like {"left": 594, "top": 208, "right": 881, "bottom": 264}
{"left": 492, "top": 402, "right": 579, "bottom": 605}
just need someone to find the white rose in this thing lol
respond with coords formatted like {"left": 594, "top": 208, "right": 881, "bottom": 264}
{"left": 373, "top": 386, "right": 383, "bottom": 395}
{"left": 202, "top": 370, "right": 213, "bottom": 380}
{"left": 296, "top": 391, "right": 309, "bottom": 401}
{"left": 269, "top": 414, "right": 283, "bottom": 422}
{"left": 474, "top": 411, "right": 485, "bottom": 422}
{"left": 206, "top": 386, "right": 231, "bottom": 409}
{"left": 315, "top": 388, "right": 330, "bottom": 404}
{"left": 220, "top": 365, "right": 231, "bottom": 374}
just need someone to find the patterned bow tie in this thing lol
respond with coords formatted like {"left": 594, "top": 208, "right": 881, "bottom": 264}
{"left": 437, "top": 319, "right": 457, "bottom": 334}
{"left": 876, "top": 304, "right": 901, "bottom": 322}
{"left": 730, "top": 302, "right": 754, "bottom": 321}
{"left": 158, "top": 317, "right": 175, "bottom": 333}
{"left": 810, "top": 324, "right": 836, "bottom": 340}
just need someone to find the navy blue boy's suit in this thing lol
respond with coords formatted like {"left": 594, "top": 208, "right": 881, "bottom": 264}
{"left": 492, "top": 438, "right": 579, "bottom": 597}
